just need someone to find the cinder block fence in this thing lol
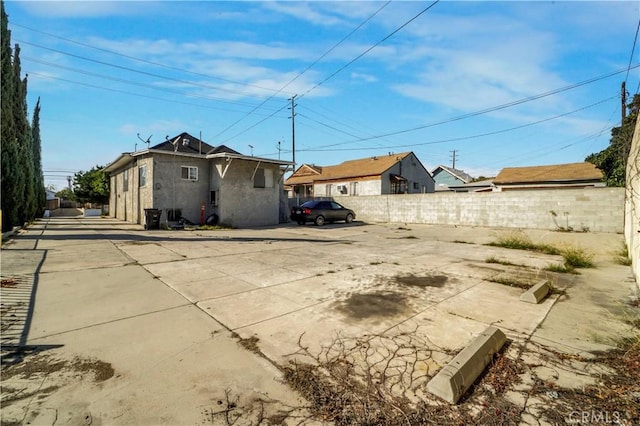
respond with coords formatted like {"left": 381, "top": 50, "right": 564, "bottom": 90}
{"left": 329, "top": 188, "right": 624, "bottom": 234}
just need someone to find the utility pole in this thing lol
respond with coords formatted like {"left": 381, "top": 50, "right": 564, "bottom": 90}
{"left": 621, "top": 81, "right": 627, "bottom": 125}
{"left": 450, "top": 149, "right": 458, "bottom": 169}
{"left": 66, "top": 176, "right": 72, "bottom": 190}
{"left": 276, "top": 140, "right": 282, "bottom": 160}
{"left": 289, "top": 95, "right": 297, "bottom": 170}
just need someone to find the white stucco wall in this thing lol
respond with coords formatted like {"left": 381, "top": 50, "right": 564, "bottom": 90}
{"left": 625, "top": 116, "right": 640, "bottom": 287}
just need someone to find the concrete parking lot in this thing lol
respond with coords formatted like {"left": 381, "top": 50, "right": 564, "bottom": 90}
{"left": 1, "top": 217, "right": 638, "bottom": 425}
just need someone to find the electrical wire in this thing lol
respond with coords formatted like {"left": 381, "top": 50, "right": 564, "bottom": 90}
{"left": 16, "top": 39, "right": 284, "bottom": 101}
{"left": 12, "top": 22, "right": 286, "bottom": 96}
{"left": 25, "top": 71, "right": 283, "bottom": 117}
{"left": 299, "top": 64, "right": 639, "bottom": 151}
{"left": 206, "top": 1, "right": 392, "bottom": 142}
{"left": 22, "top": 56, "right": 283, "bottom": 111}
{"left": 291, "top": 96, "right": 617, "bottom": 153}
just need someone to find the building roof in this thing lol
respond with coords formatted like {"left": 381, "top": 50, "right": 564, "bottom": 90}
{"left": 493, "top": 162, "right": 604, "bottom": 184}
{"left": 431, "top": 165, "right": 473, "bottom": 183}
{"left": 285, "top": 152, "right": 412, "bottom": 185}
{"left": 151, "top": 132, "right": 216, "bottom": 155}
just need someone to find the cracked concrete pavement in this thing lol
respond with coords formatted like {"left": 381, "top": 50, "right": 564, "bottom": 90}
{"left": 1, "top": 216, "right": 638, "bottom": 425}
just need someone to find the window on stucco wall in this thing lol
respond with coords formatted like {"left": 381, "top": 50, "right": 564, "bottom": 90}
{"left": 253, "top": 168, "right": 274, "bottom": 188}
{"left": 181, "top": 166, "right": 198, "bottom": 181}
{"left": 139, "top": 165, "right": 147, "bottom": 187}
{"left": 123, "top": 169, "right": 129, "bottom": 192}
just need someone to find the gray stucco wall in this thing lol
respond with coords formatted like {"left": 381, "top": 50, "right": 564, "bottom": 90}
{"left": 152, "top": 155, "right": 210, "bottom": 224}
{"left": 211, "top": 159, "right": 283, "bottom": 227}
{"left": 335, "top": 187, "right": 625, "bottom": 233}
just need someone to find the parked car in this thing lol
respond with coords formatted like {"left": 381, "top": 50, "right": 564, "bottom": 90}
{"left": 291, "top": 200, "right": 356, "bottom": 226}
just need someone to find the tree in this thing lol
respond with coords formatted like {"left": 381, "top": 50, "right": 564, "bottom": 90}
{"left": 55, "top": 188, "right": 76, "bottom": 201}
{"left": 586, "top": 93, "right": 639, "bottom": 187}
{"left": 0, "top": 1, "right": 45, "bottom": 231}
{"left": 32, "top": 97, "right": 45, "bottom": 216}
{"left": 73, "top": 166, "right": 110, "bottom": 205}
{"left": 1, "top": 0, "right": 19, "bottom": 232}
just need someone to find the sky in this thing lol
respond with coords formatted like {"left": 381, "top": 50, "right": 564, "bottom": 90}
{"left": 4, "top": 0, "right": 640, "bottom": 190}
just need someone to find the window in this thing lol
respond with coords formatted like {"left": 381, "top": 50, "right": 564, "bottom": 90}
{"left": 253, "top": 167, "right": 274, "bottom": 188}
{"left": 181, "top": 166, "right": 198, "bottom": 180}
{"left": 413, "top": 182, "right": 419, "bottom": 190}
{"left": 210, "top": 190, "right": 218, "bottom": 206}
{"left": 326, "top": 184, "right": 332, "bottom": 195}
{"left": 139, "top": 165, "right": 147, "bottom": 187}
{"left": 123, "top": 169, "right": 129, "bottom": 192}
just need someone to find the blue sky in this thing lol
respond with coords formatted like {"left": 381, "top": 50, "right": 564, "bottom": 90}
{"left": 5, "top": 0, "right": 639, "bottom": 190}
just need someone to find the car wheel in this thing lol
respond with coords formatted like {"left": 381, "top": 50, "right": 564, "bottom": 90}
{"left": 297, "top": 221, "right": 305, "bottom": 225}
{"left": 345, "top": 213, "right": 354, "bottom": 223}
{"left": 315, "top": 215, "right": 325, "bottom": 226}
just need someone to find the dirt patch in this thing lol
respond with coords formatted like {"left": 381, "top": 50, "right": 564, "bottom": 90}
{"left": 2, "top": 353, "right": 114, "bottom": 382}
{"left": 334, "top": 291, "right": 410, "bottom": 320}
{"left": 1, "top": 278, "right": 18, "bottom": 288}
{"left": 394, "top": 273, "right": 448, "bottom": 288}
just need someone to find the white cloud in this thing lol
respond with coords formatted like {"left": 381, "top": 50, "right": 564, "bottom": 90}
{"left": 16, "top": 0, "right": 151, "bottom": 18}
{"left": 350, "top": 72, "right": 377, "bottom": 83}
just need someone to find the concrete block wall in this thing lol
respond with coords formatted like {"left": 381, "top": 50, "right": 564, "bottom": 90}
{"left": 335, "top": 188, "right": 625, "bottom": 233}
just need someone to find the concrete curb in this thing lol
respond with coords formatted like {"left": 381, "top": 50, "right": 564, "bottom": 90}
{"left": 1, "top": 226, "right": 22, "bottom": 246}
{"left": 426, "top": 326, "right": 507, "bottom": 404}
{"left": 520, "top": 280, "right": 551, "bottom": 304}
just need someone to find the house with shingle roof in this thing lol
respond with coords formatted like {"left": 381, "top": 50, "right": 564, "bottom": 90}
{"left": 431, "top": 165, "right": 474, "bottom": 192}
{"left": 105, "top": 132, "right": 293, "bottom": 227}
{"left": 285, "top": 152, "right": 434, "bottom": 197}
{"left": 492, "top": 162, "right": 605, "bottom": 191}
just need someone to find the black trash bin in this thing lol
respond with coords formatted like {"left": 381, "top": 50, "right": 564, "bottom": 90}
{"left": 144, "top": 208, "right": 161, "bottom": 230}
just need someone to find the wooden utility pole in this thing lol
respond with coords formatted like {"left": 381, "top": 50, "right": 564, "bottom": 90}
{"left": 621, "top": 81, "right": 627, "bottom": 125}
{"left": 450, "top": 149, "right": 458, "bottom": 169}
{"left": 289, "top": 95, "right": 297, "bottom": 170}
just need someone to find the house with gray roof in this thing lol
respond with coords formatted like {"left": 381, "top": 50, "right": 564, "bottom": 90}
{"left": 430, "top": 165, "right": 473, "bottom": 191}
{"left": 104, "top": 132, "right": 293, "bottom": 228}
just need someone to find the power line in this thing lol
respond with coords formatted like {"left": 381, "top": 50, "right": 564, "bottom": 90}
{"left": 206, "top": 1, "right": 392, "bottom": 143}
{"left": 298, "top": 66, "right": 638, "bottom": 151}
{"left": 16, "top": 39, "right": 286, "bottom": 101}
{"left": 25, "top": 71, "right": 280, "bottom": 117}
{"left": 298, "top": 0, "right": 441, "bottom": 100}
{"left": 625, "top": 17, "right": 640, "bottom": 86}
{"left": 294, "top": 95, "right": 617, "bottom": 153}
{"left": 12, "top": 22, "right": 287, "bottom": 96}
{"left": 22, "top": 56, "right": 283, "bottom": 111}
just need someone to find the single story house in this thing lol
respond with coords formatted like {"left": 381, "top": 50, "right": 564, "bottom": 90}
{"left": 492, "top": 162, "right": 605, "bottom": 191}
{"left": 285, "top": 152, "right": 434, "bottom": 197}
{"left": 448, "top": 178, "right": 495, "bottom": 192}
{"left": 104, "top": 132, "right": 293, "bottom": 227}
{"left": 431, "top": 165, "right": 473, "bottom": 192}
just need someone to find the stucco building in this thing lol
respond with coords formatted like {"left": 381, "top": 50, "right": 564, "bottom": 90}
{"left": 285, "top": 152, "right": 434, "bottom": 197}
{"left": 105, "top": 132, "right": 293, "bottom": 228}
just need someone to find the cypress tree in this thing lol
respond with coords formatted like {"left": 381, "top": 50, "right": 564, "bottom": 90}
{"left": 32, "top": 98, "right": 45, "bottom": 217}
{"left": 0, "top": 0, "right": 18, "bottom": 232}
{"left": 12, "top": 44, "right": 31, "bottom": 225}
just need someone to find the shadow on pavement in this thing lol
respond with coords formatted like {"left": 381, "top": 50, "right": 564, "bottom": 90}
{"left": 0, "top": 250, "right": 62, "bottom": 366}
